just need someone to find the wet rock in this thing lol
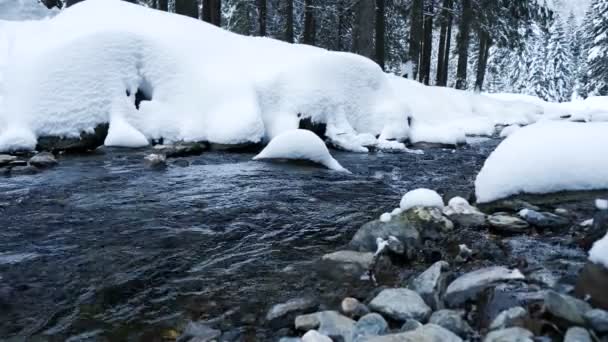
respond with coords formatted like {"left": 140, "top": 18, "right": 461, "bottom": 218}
{"left": 544, "top": 290, "right": 592, "bottom": 325}
{"left": 478, "top": 199, "right": 540, "bottom": 215}
{"left": 483, "top": 327, "right": 533, "bottom": 342}
{"left": 279, "top": 338, "right": 303, "bottom": 342}
{"left": 341, "top": 297, "right": 369, "bottom": 319}
{"left": 4, "top": 165, "right": 39, "bottom": 176}
{"left": 154, "top": 142, "right": 207, "bottom": 158}
{"left": 144, "top": 153, "right": 167, "bottom": 168}
{"left": 36, "top": 123, "right": 108, "bottom": 153}
{"left": 0, "top": 154, "right": 17, "bottom": 167}
{"left": 584, "top": 309, "right": 608, "bottom": 333}
{"left": 295, "top": 311, "right": 355, "bottom": 341}
{"left": 387, "top": 237, "right": 404, "bottom": 254}
{"left": 518, "top": 209, "right": 570, "bottom": 229}
{"left": 428, "top": 309, "right": 472, "bottom": 338}
{"left": 365, "top": 324, "right": 462, "bottom": 342}
{"left": 405, "top": 207, "right": 454, "bottom": 241}
{"left": 400, "top": 319, "right": 423, "bottom": 332}
{"left": 409, "top": 260, "right": 450, "bottom": 310}
{"left": 172, "top": 159, "right": 190, "bottom": 167}
{"left": 477, "top": 283, "right": 544, "bottom": 330}
{"left": 208, "top": 142, "right": 263, "bottom": 152}
{"left": 349, "top": 216, "right": 419, "bottom": 259}
{"left": 351, "top": 313, "right": 388, "bottom": 342}
{"left": 28, "top": 152, "right": 58, "bottom": 168}
{"left": 443, "top": 197, "right": 487, "bottom": 229}
{"left": 266, "top": 297, "right": 318, "bottom": 328}
{"left": 528, "top": 268, "right": 559, "bottom": 288}
{"left": 322, "top": 251, "right": 374, "bottom": 270}
{"left": 488, "top": 306, "right": 528, "bottom": 331}
{"left": 488, "top": 214, "right": 529, "bottom": 233}
{"left": 176, "top": 321, "right": 221, "bottom": 342}
{"left": 578, "top": 211, "right": 608, "bottom": 251}
{"left": 444, "top": 266, "right": 525, "bottom": 307}
{"left": 369, "top": 288, "right": 431, "bottom": 322}
{"left": 302, "top": 330, "right": 332, "bottom": 342}
{"left": 564, "top": 327, "right": 592, "bottom": 342}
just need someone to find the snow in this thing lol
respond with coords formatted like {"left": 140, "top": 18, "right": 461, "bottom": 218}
{"left": 400, "top": 188, "right": 445, "bottom": 211}
{"left": 499, "top": 125, "right": 521, "bottom": 138}
{"left": 596, "top": 199, "right": 608, "bottom": 210}
{"left": 104, "top": 97, "right": 149, "bottom": 147}
{"left": 443, "top": 196, "right": 482, "bottom": 216}
{"left": 475, "top": 121, "right": 608, "bottom": 203}
{"left": 589, "top": 232, "right": 608, "bottom": 269}
{"left": 380, "top": 213, "right": 392, "bottom": 223}
{"left": 253, "top": 129, "right": 349, "bottom": 172}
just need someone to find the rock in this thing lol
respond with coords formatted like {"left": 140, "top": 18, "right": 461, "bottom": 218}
{"left": 584, "top": 309, "right": 608, "bottom": 333}
{"left": 428, "top": 309, "right": 472, "bottom": 338}
{"left": 176, "top": 321, "right": 221, "bottom": 342}
{"left": 341, "top": 297, "right": 369, "bottom": 319}
{"left": 544, "top": 290, "right": 592, "bottom": 325}
{"left": 483, "top": 327, "right": 533, "bottom": 342}
{"left": 400, "top": 319, "right": 423, "bottom": 332}
{"left": 0, "top": 154, "right": 17, "bottom": 167}
{"left": 302, "top": 330, "right": 332, "bottom": 342}
{"left": 365, "top": 324, "right": 462, "bottom": 342}
{"left": 444, "top": 266, "right": 525, "bottom": 307}
{"left": 518, "top": 209, "right": 570, "bottom": 229}
{"left": 28, "top": 152, "right": 58, "bottom": 168}
{"left": 488, "top": 214, "right": 529, "bottom": 233}
{"left": 349, "top": 216, "right": 419, "bottom": 259}
{"left": 576, "top": 261, "right": 608, "bottom": 311}
{"left": 564, "top": 327, "right": 592, "bottom": 342}
{"left": 322, "top": 251, "right": 374, "bottom": 270}
{"left": 279, "top": 338, "right": 303, "bottom": 342}
{"left": 144, "top": 153, "right": 167, "bottom": 168}
{"left": 4, "top": 165, "right": 39, "bottom": 176}
{"left": 476, "top": 283, "right": 544, "bottom": 331}
{"left": 409, "top": 260, "right": 450, "bottom": 310}
{"left": 478, "top": 199, "right": 540, "bottom": 214}
{"left": 443, "top": 197, "right": 487, "bottom": 228}
{"left": 369, "top": 288, "right": 431, "bottom": 322}
{"left": 488, "top": 306, "right": 528, "bottom": 331}
{"left": 266, "top": 297, "right": 318, "bottom": 328}
{"left": 528, "top": 268, "right": 559, "bottom": 288}
{"left": 577, "top": 210, "right": 608, "bottom": 251}
{"left": 404, "top": 207, "right": 454, "bottom": 241}
{"left": 387, "top": 237, "right": 404, "bottom": 254}
{"left": 295, "top": 311, "right": 355, "bottom": 342}
{"left": 36, "top": 123, "right": 108, "bottom": 153}
{"left": 351, "top": 313, "right": 388, "bottom": 342}
{"left": 154, "top": 142, "right": 207, "bottom": 158}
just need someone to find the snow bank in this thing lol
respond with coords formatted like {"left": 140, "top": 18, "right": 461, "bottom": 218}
{"left": 499, "top": 125, "right": 521, "bottom": 138}
{"left": 0, "top": 0, "right": 410, "bottom": 153}
{"left": 590, "top": 232, "right": 608, "bottom": 269}
{"left": 400, "top": 188, "right": 444, "bottom": 210}
{"left": 253, "top": 129, "right": 349, "bottom": 172}
{"left": 475, "top": 121, "right": 608, "bottom": 203}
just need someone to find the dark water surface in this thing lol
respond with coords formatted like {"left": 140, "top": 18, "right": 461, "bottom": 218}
{"left": 0, "top": 141, "right": 500, "bottom": 341}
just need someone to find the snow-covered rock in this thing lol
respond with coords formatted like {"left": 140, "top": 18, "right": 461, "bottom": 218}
{"left": 590, "top": 232, "right": 608, "bottom": 269}
{"left": 475, "top": 122, "right": 608, "bottom": 203}
{"left": 400, "top": 188, "right": 444, "bottom": 211}
{"left": 253, "top": 129, "right": 349, "bottom": 172}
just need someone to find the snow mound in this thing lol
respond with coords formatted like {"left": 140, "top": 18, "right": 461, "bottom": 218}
{"left": 0, "top": 0, "right": 411, "bottom": 153}
{"left": 499, "top": 125, "right": 521, "bottom": 138}
{"left": 590, "top": 232, "right": 608, "bottom": 268}
{"left": 475, "top": 121, "right": 608, "bottom": 203}
{"left": 253, "top": 129, "right": 349, "bottom": 172}
{"left": 104, "top": 97, "right": 149, "bottom": 148}
{"left": 400, "top": 188, "right": 444, "bottom": 210}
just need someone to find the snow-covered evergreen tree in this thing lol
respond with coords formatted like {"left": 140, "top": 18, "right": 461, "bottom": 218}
{"left": 546, "top": 16, "right": 573, "bottom": 101}
{"left": 526, "top": 28, "right": 549, "bottom": 100}
{"left": 584, "top": 0, "right": 608, "bottom": 96}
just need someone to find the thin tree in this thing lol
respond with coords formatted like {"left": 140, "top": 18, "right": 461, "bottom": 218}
{"left": 353, "top": 0, "right": 375, "bottom": 59}
{"left": 455, "top": 0, "right": 473, "bottom": 89}
{"left": 436, "top": 0, "right": 453, "bottom": 86}
{"left": 408, "top": 0, "right": 424, "bottom": 79}
{"left": 285, "top": 0, "right": 294, "bottom": 43}
{"left": 375, "top": 0, "right": 386, "bottom": 69}
{"left": 419, "top": 1, "right": 434, "bottom": 84}
{"left": 203, "top": 0, "right": 222, "bottom": 26}
{"left": 257, "top": 0, "right": 267, "bottom": 36}
{"left": 303, "top": 0, "right": 316, "bottom": 45}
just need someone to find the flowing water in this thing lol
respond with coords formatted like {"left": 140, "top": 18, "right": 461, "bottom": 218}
{"left": 1, "top": 140, "right": 503, "bottom": 341}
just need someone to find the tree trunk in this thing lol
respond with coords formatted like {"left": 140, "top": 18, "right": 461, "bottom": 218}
{"left": 257, "top": 0, "right": 267, "bottom": 36}
{"left": 203, "top": 0, "right": 222, "bottom": 26}
{"left": 436, "top": 0, "right": 453, "bottom": 86}
{"left": 285, "top": 0, "right": 294, "bottom": 42}
{"left": 158, "top": 0, "right": 168, "bottom": 11}
{"left": 475, "top": 31, "right": 491, "bottom": 91}
{"left": 419, "top": 1, "right": 433, "bottom": 84}
{"left": 175, "top": 0, "right": 198, "bottom": 18}
{"left": 41, "top": 0, "right": 61, "bottom": 8}
{"left": 442, "top": 7, "right": 453, "bottom": 85}
{"left": 375, "top": 0, "right": 386, "bottom": 69}
{"left": 352, "top": 0, "right": 375, "bottom": 59}
{"left": 455, "top": 0, "right": 472, "bottom": 90}
{"left": 409, "top": 0, "right": 424, "bottom": 80}
{"left": 303, "top": 0, "right": 315, "bottom": 45}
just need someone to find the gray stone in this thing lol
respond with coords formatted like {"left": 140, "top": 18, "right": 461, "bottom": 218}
{"left": 409, "top": 260, "right": 450, "bottom": 310}
{"left": 365, "top": 324, "right": 462, "bottom": 342}
{"left": 176, "top": 321, "right": 221, "bottom": 342}
{"left": 154, "top": 142, "right": 206, "bottom": 158}
{"left": 405, "top": 207, "right": 454, "bottom": 241}
{"left": 341, "top": 297, "right": 369, "bottom": 319}
{"left": 564, "top": 327, "right": 592, "bottom": 342}
{"left": 279, "top": 338, "right": 303, "bottom": 342}
{"left": 143, "top": 153, "right": 167, "bottom": 168}
{"left": 387, "top": 237, "right": 404, "bottom": 254}
{"left": 295, "top": 311, "right": 355, "bottom": 342}
{"left": 488, "top": 306, "right": 528, "bottom": 331}
{"left": 4, "top": 165, "right": 39, "bottom": 176}
{"left": 351, "top": 313, "right": 388, "bottom": 342}
{"left": 28, "top": 152, "right": 57, "bottom": 168}
{"left": 518, "top": 209, "right": 570, "bottom": 229}
{"left": 544, "top": 290, "right": 592, "bottom": 325}
{"left": 488, "top": 214, "right": 530, "bottom": 233}
{"left": 0, "top": 154, "right": 17, "bottom": 167}
{"left": 584, "top": 309, "right": 608, "bottom": 333}
{"left": 443, "top": 198, "right": 487, "bottom": 228}
{"left": 483, "top": 327, "right": 533, "bottom": 342}
{"left": 349, "top": 216, "right": 420, "bottom": 259}
{"left": 302, "top": 330, "right": 332, "bottom": 342}
{"left": 36, "top": 123, "right": 109, "bottom": 153}
{"left": 428, "top": 309, "right": 472, "bottom": 338}
{"left": 369, "top": 288, "right": 431, "bottom": 322}
{"left": 400, "top": 319, "right": 423, "bottom": 332}
{"left": 266, "top": 297, "right": 318, "bottom": 328}
{"left": 528, "top": 268, "right": 559, "bottom": 288}
{"left": 444, "top": 266, "right": 525, "bottom": 307}
{"left": 576, "top": 261, "right": 608, "bottom": 311}
{"left": 322, "top": 251, "right": 374, "bottom": 270}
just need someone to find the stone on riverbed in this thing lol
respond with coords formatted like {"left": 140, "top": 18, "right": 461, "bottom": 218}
{"left": 0, "top": 154, "right": 17, "bottom": 167}
{"left": 368, "top": 288, "right": 431, "bottom": 322}
{"left": 487, "top": 214, "right": 529, "bottom": 233}
{"left": 584, "top": 309, "right": 608, "bottom": 333}
{"left": 176, "top": 321, "right": 221, "bottom": 342}
{"left": 544, "top": 290, "right": 592, "bottom": 325}
{"left": 428, "top": 309, "right": 472, "bottom": 338}
{"left": 341, "top": 297, "right": 370, "bottom": 319}
{"left": 443, "top": 197, "right": 487, "bottom": 228}
{"left": 364, "top": 323, "right": 462, "bottom": 342}
{"left": 28, "top": 152, "right": 58, "bottom": 168}
{"left": 488, "top": 306, "right": 528, "bottom": 331}
{"left": 154, "top": 142, "right": 207, "bottom": 158}
{"left": 302, "top": 330, "right": 332, "bottom": 342}
{"left": 349, "top": 215, "right": 419, "bottom": 259}
{"left": 483, "top": 327, "right": 533, "bottom": 342}
{"left": 400, "top": 319, "right": 423, "bottom": 332}
{"left": 322, "top": 251, "right": 374, "bottom": 270}
{"left": 409, "top": 260, "right": 450, "bottom": 310}
{"left": 351, "top": 313, "right": 389, "bottom": 342}
{"left": 444, "top": 266, "right": 525, "bottom": 307}
{"left": 144, "top": 153, "right": 167, "bottom": 169}
{"left": 266, "top": 297, "right": 319, "bottom": 328}
{"left": 36, "top": 123, "right": 109, "bottom": 153}
{"left": 405, "top": 207, "right": 454, "bottom": 241}
{"left": 295, "top": 311, "right": 355, "bottom": 341}
{"left": 564, "top": 327, "right": 592, "bottom": 342}
{"left": 518, "top": 209, "right": 570, "bottom": 229}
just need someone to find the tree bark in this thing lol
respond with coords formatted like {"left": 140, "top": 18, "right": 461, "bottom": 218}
{"left": 285, "top": 0, "right": 294, "bottom": 42}
{"left": 408, "top": 0, "right": 424, "bottom": 80}
{"left": 475, "top": 31, "right": 491, "bottom": 91}
{"left": 419, "top": 1, "right": 434, "bottom": 84}
{"left": 303, "top": 0, "right": 316, "bottom": 45}
{"left": 455, "top": 0, "right": 472, "bottom": 90}
{"left": 436, "top": 0, "right": 453, "bottom": 86}
{"left": 175, "top": 0, "right": 198, "bottom": 18}
{"left": 257, "top": 0, "right": 267, "bottom": 36}
{"left": 203, "top": 0, "right": 222, "bottom": 26}
{"left": 375, "top": 0, "right": 386, "bottom": 69}
{"left": 352, "top": 0, "right": 375, "bottom": 59}
{"left": 158, "top": 0, "right": 168, "bottom": 11}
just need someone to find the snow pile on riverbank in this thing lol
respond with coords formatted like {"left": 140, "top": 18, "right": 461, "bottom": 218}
{"left": 475, "top": 121, "right": 608, "bottom": 203}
